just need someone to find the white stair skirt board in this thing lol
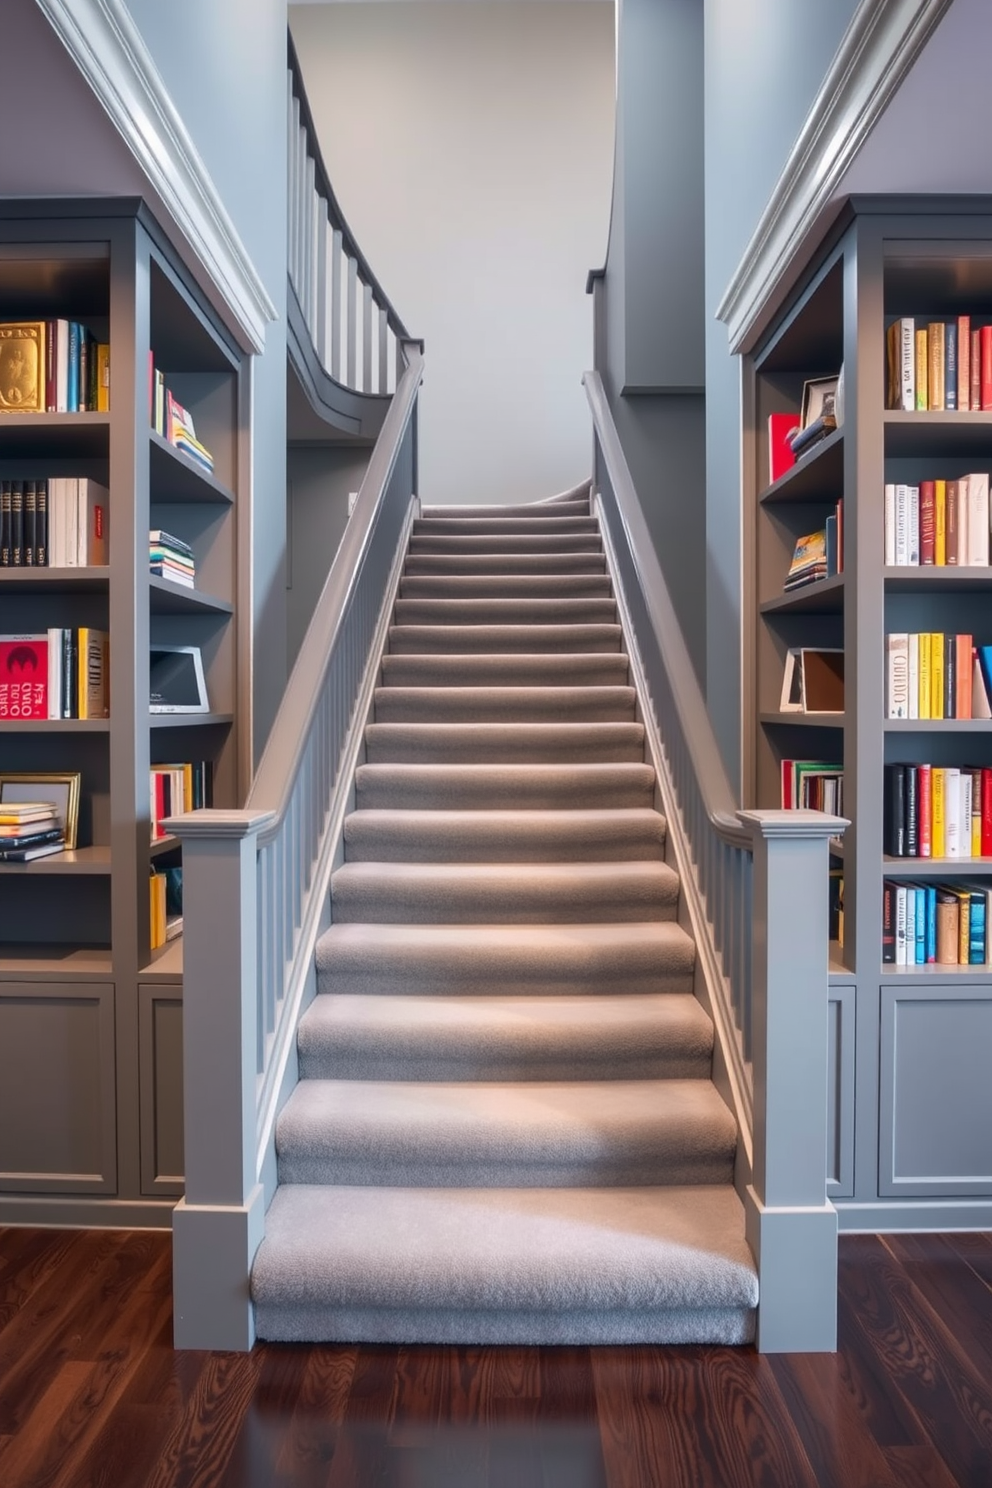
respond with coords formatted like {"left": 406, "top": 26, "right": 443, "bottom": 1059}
{"left": 251, "top": 493, "right": 758, "bottom": 1345}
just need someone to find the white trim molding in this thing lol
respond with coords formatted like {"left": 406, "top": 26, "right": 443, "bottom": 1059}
{"left": 37, "top": 0, "right": 278, "bottom": 354}
{"left": 716, "top": 0, "right": 953, "bottom": 354}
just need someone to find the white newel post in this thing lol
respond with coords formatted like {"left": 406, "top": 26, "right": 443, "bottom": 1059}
{"left": 737, "top": 808, "right": 848, "bottom": 1353}
{"left": 169, "top": 808, "right": 275, "bottom": 1351}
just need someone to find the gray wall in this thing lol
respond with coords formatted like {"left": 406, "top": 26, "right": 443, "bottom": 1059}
{"left": 288, "top": 1, "right": 615, "bottom": 507}
{"left": 124, "top": 0, "right": 290, "bottom": 762}
{"left": 703, "top": 0, "right": 860, "bottom": 785}
{"left": 286, "top": 447, "right": 369, "bottom": 666}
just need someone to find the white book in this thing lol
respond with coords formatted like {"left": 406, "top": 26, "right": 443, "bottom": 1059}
{"left": 63, "top": 477, "right": 79, "bottom": 568}
{"left": 895, "top": 884, "right": 908, "bottom": 966}
{"left": 944, "top": 767, "right": 962, "bottom": 857}
{"left": 905, "top": 886, "right": 917, "bottom": 963}
{"left": 894, "top": 484, "right": 910, "bottom": 565}
{"left": 47, "top": 628, "right": 62, "bottom": 720}
{"left": 899, "top": 319, "right": 915, "bottom": 410}
{"left": 47, "top": 477, "right": 62, "bottom": 568}
{"left": 884, "top": 484, "right": 896, "bottom": 565}
{"left": 55, "top": 319, "right": 69, "bottom": 413}
{"left": 907, "top": 632, "right": 919, "bottom": 720}
{"left": 960, "top": 772, "right": 973, "bottom": 858}
{"left": 965, "top": 472, "right": 990, "bottom": 566}
{"left": 887, "top": 633, "right": 909, "bottom": 718}
{"left": 908, "top": 484, "right": 920, "bottom": 565}
{"left": 77, "top": 479, "right": 109, "bottom": 566}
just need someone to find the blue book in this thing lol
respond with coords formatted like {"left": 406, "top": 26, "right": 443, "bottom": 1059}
{"left": 904, "top": 885, "right": 916, "bottom": 965}
{"left": 965, "top": 885, "right": 988, "bottom": 965}
{"left": 67, "top": 321, "right": 80, "bottom": 413}
{"left": 913, "top": 885, "right": 926, "bottom": 964}
{"left": 945, "top": 320, "right": 958, "bottom": 410}
{"left": 924, "top": 884, "right": 937, "bottom": 963}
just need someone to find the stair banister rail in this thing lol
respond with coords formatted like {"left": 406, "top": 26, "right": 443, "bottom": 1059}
{"left": 585, "top": 369, "right": 846, "bottom": 1351}
{"left": 287, "top": 33, "right": 408, "bottom": 394}
{"left": 170, "top": 340, "right": 424, "bottom": 1352}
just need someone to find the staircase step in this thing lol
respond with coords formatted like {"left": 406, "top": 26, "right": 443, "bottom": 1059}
{"left": 413, "top": 516, "right": 598, "bottom": 538}
{"left": 404, "top": 552, "right": 606, "bottom": 576}
{"left": 298, "top": 992, "right": 712, "bottom": 1082}
{"left": 363, "top": 722, "right": 645, "bottom": 765}
{"left": 399, "top": 573, "right": 613, "bottom": 599}
{"left": 409, "top": 533, "right": 602, "bottom": 555}
{"left": 419, "top": 500, "right": 590, "bottom": 520}
{"left": 343, "top": 808, "right": 666, "bottom": 863}
{"left": 392, "top": 597, "right": 616, "bottom": 627}
{"left": 354, "top": 761, "right": 656, "bottom": 810}
{"left": 275, "top": 1078, "right": 736, "bottom": 1188}
{"left": 252, "top": 1183, "right": 757, "bottom": 1345}
{"left": 380, "top": 652, "right": 630, "bottom": 688}
{"left": 315, "top": 920, "right": 695, "bottom": 997}
{"left": 387, "top": 624, "right": 623, "bottom": 654}
{"left": 373, "top": 685, "right": 637, "bottom": 724}
{"left": 330, "top": 859, "right": 679, "bottom": 923}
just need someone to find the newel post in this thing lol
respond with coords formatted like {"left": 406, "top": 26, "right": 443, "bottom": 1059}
{"left": 737, "top": 808, "right": 848, "bottom": 1352}
{"left": 168, "top": 808, "right": 275, "bottom": 1351}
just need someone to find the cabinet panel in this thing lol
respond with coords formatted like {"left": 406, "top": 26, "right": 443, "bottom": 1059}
{"left": 138, "top": 983, "right": 183, "bottom": 1195}
{"left": 879, "top": 984, "right": 992, "bottom": 1196}
{"left": 827, "top": 984, "right": 855, "bottom": 1197}
{"left": 0, "top": 981, "right": 115, "bottom": 1191}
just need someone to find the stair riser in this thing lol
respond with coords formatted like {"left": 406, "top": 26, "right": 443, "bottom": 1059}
{"left": 388, "top": 625, "right": 623, "bottom": 655}
{"left": 380, "top": 655, "right": 630, "bottom": 687}
{"left": 403, "top": 554, "right": 607, "bottom": 575}
{"left": 392, "top": 599, "right": 617, "bottom": 626}
{"left": 372, "top": 687, "right": 637, "bottom": 724}
{"left": 409, "top": 535, "right": 603, "bottom": 554}
{"left": 330, "top": 877, "right": 679, "bottom": 925}
{"left": 412, "top": 517, "right": 599, "bottom": 537}
{"left": 419, "top": 501, "right": 590, "bottom": 520}
{"left": 399, "top": 575, "right": 613, "bottom": 599}
{"left": 343, "top": 819, "right": 666, "bottom": 863}
{"left": 354, "top": 764, "right": 657, "bottom": 811}
{"left": 363, "top": 724, "right": 646, "bottom": 766}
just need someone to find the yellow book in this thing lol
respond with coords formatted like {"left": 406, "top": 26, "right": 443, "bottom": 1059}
{"left": 918, "top": 633, "right": 932, "bottom": 720}
{"left": 930, "top": 632, "right": 944, "bottom": 720}
{"left": 150, "top": 870, "right": 166, "bottom": 950}
{"left": 972, "top": 769, "right": 983, "bottom": 857}
{"left": 76, "top": 627, "right": 110, "bottom": 720}
{"left": 915, "top": 327, "right": 928, "bottom": 411}
{"left": 928, "top": 321, "right": 945, "bottom": 409}
{"left": 934, "top": 480, "right": 946, "bottom": 565}
{"left": 96, "top": 344, "right": 110, "bottom": 412}
{"left": 932, "top": 767, "right": 946, "bottom": 858}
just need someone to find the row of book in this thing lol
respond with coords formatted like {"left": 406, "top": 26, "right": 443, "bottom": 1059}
{"left": 886, "top": 634, "right": 992, "bottom": 721}
{"left": 885, "top": 316, "right": 992, "bottom": 412}
{"left": 784, "top": 502, "right": 844, "bottom": 590}
{"left": 0, "top": 477, "right": 108, "bottom": 568}
{"left": 0, "top": 320, "right": 109, "bottom": 415}
{"left": 883, "top": 475, "right": 990, "bottom": 568}
{"left": 0, "top": 799, "right": 65, "bottom": 862}
{"left": 150, "top": 865, "right": 183, "bottom": 949}
{"left": 780, "top": 759, "right": 844, "bottom": 814}
{"left": 149, "top": 360, "right": 214, "bottom": 473}
{"left": 0, "top": 630, "right": 109, "bottom": 721}
{"left": 150, "top": 760, "right": 214, "bottom": 840}
{"left": 884, "top": 762, "right": 992, "bottom": 860}
{"left": 150, "top": 529, "right": 195, "bottom": 589}
{"left": 883, "top": 879, "right": 990, "bottom": 967}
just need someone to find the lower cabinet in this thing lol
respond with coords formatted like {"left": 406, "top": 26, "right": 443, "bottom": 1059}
{"left": 827, "top": 983, "right": 856, "bottom": 1199}
{"left": 138, "top": 983, "right": 184, "bottom": 1196}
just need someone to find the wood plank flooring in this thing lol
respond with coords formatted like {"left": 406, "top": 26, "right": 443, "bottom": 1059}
{"left": 0, "top": 1227, "right": 990, "bottom": 1487}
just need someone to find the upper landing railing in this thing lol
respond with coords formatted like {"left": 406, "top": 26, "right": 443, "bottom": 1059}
{"left": 287, "top": 33, "right": 407, "bottom": 397}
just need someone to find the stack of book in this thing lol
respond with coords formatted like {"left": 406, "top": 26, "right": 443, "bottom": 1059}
{"left": 883, "top": 880, "right": 990, "bottom": 967}
{"left": 0, "top": 320, "right": 109, "bottom": 415}
{"left": 787, "top": 414, "right": 837, "bottom": 460}
{"left": 784, "top": 530, "right": 828, "bottom": 590}
{"left": 886, "top": 315, "right": 992, "bottom": 411}
{"left": 0, "top": 630, "right": 109, "bottom": 720}
{"left": 0, "top": 801, "right": 65, "bottom": 862}
{"left": 149, "top": 529, "right": 195, "bottom": 588}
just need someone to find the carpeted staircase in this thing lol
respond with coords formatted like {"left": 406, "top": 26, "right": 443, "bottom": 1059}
{"left": 252, "top": 489, "right": 758, "bottom": 1344}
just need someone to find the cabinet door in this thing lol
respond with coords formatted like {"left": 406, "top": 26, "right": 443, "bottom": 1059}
{"left": 827, "top": 983, "right": 855, "bottom": 1198}
{"left": 138, "top": 982, "right": 183, "bottom": 1195}
{"left": 0, "top": 980, "right": 116, "bottom": 1192}
{"left": 879, "top": 983, "right": 992, "bottom": 1197}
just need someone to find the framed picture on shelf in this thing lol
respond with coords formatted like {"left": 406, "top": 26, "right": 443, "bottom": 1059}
{"left": 149, "top": 644, "right": 209, "bottom": 714}
{"left": 0, "top": 770, "right": 81, "bottom": 848}
{"left": 800, "top": 375, "right": 840, "bottom": 430}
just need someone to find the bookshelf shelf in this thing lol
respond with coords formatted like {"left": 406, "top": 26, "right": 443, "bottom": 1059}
{"left": 759, "top": 712, "right": 845, "bottom": 729}
{"left": 882, "top": 856, "right": 992, "bottom": 875}
{"left": 760, "top": 575, "right": 844, "bottom": 615}
{"left": 0, "top": 199, "right": 247, "bottom": 1224}
{"left": 883, "top": 409, "right": 992, "bottom": 456}
{"left": 883, "top": 567, "right": 992, "bottom": 591}
{"left": 759, "top": 428, "right": 844, "bottom": 505}
{"left": 883, "top": 718, "right": 992, "bottom": 733}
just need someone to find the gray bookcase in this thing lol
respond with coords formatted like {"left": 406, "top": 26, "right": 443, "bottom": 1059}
{"left": 0, "top": 200, "right": 247, "bottom": 1225}
{"left": 745, "top": 197, "right": 992, "bottom": 1229}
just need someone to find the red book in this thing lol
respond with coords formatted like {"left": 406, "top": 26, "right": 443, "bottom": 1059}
{"left": 917, "top": 763, "right": 932, "bottom": 858}
{"left": 981, "top": 325, "right": 992, "bottom": 410}
{"left": 919, "top": 480, "right": 935, "bottom": 564}
{"left": 768, "top": 412, "right": 799, "bottom": 484}
{"left": 0, "top": 633, "right": 48, "bottom": 719}
{"left": 982, "top": 768, "right": 992, "bottom": 857}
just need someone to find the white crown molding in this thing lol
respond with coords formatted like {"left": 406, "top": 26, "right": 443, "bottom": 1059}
{"left": 716, "top": 0, "right": 954, "bottom": 354}
{"left": 36, "top": 0, "right": 278, "bottom": 354}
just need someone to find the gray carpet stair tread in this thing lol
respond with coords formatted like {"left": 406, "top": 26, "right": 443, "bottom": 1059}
{"left": 419, "top": 500, "right": 590, "bottom": 520}
{"left": 252, "top": 1184, "right": 757, "bottom": 1344}
{"left": 354, "top": 761, "right": 656, "bottom": 810}
{"left": 315, "top": 920, "right": 696, "bottom": 996}
{"left": 409, "top": 532, "right": 603, "bottom": 554}
{"left": 342, "top": 808, "right": 666, "bottom": 862}
{"left": 372, "top": 685, "right": 637, "bottom": 724}
{"left": 330, "top": 858, "right": 680, "bottom": 923}
{"left": 412, "top": 516, "right": 598, "bottom": 536}
{"left": 363, "top": 721, "right": 645, "bottom": 764}
{"left": 399, "top": 574, "right": 613, "bottom": 599}
{"left": 386, "top": 623, "right": 623, "bottom": 654}
{"left": 298, "top": 992, "right": 713, "bottom": 1081}
{"left": 392, "top": 597, "right": 617, "bottom": 626}
{"left": 276, "top": 1077, "right": 737, "bottom": 1187}
{"left": 379, "top": 653, "right": 630, "bottom": 687}
{"left": 403, "top": 552, "right": 607, "bottom": 575}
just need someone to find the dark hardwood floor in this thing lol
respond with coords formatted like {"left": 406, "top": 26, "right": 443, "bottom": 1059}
{"left": 0, "top": 1226, "right": 991, "bottom": 1487}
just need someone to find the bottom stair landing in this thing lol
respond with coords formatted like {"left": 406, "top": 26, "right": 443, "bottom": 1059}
{"left": 251, "top": 491, "right": 757, "bottom": 1345}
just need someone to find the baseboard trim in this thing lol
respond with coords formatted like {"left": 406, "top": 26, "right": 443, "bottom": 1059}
{"left": 836, "top": 1198, "right": 992, "bottom": 1232}
{"left": 0, "top": 1194, "right": 175, "bottom": 1229}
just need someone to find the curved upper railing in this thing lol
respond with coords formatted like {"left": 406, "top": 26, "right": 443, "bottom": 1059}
{"left": 288, "top": 32, "right": 407, "bottom": 394}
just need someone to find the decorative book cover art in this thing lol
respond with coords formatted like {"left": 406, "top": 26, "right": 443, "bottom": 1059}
{"left": 0, "top": 633, "right": 48, "bottom": 718}
{"left": 0, "top": 322, "right": 45, "bottom": 412}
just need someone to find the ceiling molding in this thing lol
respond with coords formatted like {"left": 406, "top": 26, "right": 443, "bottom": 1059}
{"left": 37, "top": 0, "right": 277, "bottom": 354}
{"left": 716, "top": 0, "right": 954, "bottom": 354}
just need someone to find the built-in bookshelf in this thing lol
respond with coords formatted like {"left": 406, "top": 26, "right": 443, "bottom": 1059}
{"left": 745, "top": 197, "right": 992, "bottom": 1225}
{"left": 0, "top": 201, "right": 247, "bottom": 1222}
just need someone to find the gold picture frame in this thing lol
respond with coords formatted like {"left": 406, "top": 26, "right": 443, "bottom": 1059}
{"left": 0, "top": 771, "right": 81, "bottom": 848}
